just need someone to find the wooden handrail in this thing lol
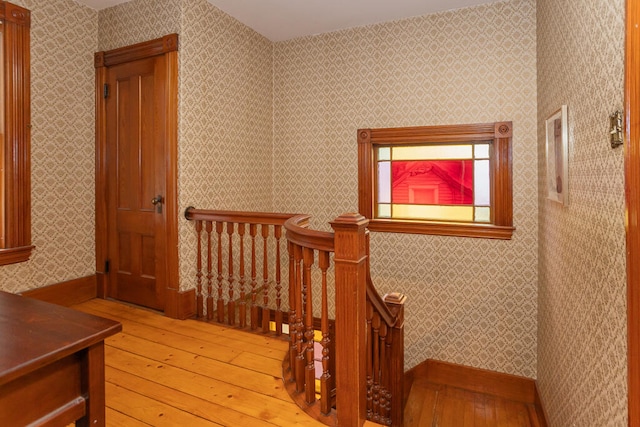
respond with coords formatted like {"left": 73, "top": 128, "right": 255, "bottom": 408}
{"left": 284, "top": 214, "right": 335, "bottom": 253}
{"left": 184, "top": 207, "right": 299, "bottom": 225}
{"left": 366, "top": 276, "right": 399, "bottom": 327}
{"left": 185, "top": 208, "right": 405, "bottom": 426}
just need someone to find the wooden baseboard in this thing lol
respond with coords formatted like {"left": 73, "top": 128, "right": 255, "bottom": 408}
{"left": 21, "top": 275, "right": 97, "bottom": 307}
{"left": 165, "top": 288, "right": 196, "bottom": 319}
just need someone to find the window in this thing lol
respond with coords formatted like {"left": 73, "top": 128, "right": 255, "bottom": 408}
{"left": 358, "top": 122, "right": 514, "bottom": 239}
{"left": 0, "top": 2, "right": 32, "bottom": 265}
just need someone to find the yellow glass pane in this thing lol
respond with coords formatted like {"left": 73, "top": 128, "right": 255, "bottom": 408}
{"left": 392, "top": 204, "right": 473, "bottom": 222}
{"left": 475, "top": 207, "right": 491, "bottom": 222}
{"left": 378, "top": 147, "right": 391, "bottom": 161}
{"left": 392, "top": 145, "right": 473, "bottom": 160}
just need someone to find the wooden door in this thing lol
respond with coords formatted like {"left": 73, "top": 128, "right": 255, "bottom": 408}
{"left": 105, "top": 55, "right": 167, "bottom": 310}
{"left": 95, "top": 35, "right": 179, "bottom": 313}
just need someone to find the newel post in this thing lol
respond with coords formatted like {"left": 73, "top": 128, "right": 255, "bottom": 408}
{"left": 331, "top": 213, "right": 369, "bottom": 427}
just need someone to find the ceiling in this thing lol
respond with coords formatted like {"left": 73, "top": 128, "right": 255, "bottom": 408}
{"left": 75, "top": 0, "right": 498, "bottom": 42}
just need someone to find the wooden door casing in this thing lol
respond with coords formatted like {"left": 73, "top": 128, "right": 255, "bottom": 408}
{"left": 95, "top": 34, "right": 183, "bottom": 317}
{"left": 627, "top": 1, "right": 640, "bottom": 425}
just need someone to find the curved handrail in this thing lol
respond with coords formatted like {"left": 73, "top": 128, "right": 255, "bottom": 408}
{"left": 284, "top": 214, "right": 335, "bottom": 253}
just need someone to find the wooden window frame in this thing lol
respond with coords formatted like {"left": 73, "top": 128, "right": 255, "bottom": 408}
{"left": 358, "top": 121, "right": 515, "bottom": 239}
{"left": 0, "top": 2, "right": 32, "bottom": 266}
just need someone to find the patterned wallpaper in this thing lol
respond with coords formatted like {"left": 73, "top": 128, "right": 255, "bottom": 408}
{"left": 97, "top": 0, "right": 180, "bottom": 51}
{"left": 536, "top": 0, "right": 628, "bottom": 425}
{"left": 177, "top": 0, "right": 273, "bottom": 288}
{"left": 0, "top": 0, "right": 97, "bottom": 293}
{"left": 273, "top": 0, "right": 538, "bottom": 375}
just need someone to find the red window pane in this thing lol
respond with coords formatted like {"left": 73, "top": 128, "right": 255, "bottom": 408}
{"left": 391, "top": 160, "right": 473, "bottom": 205}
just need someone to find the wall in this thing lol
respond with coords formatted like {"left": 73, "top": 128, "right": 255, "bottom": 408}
{"left": 536, "top": 0, "right": 628, "bottom": 425}
{"left": 98, "top": 0, "right": 180, "bottom": 51}
{"left": 0, "top": 0, "right": 97, "bottom": 293}
{"left": 273, "top": 0, "right": 538, "bottom": 375}
{"left": 177, "top": 0, "right": 273, "bottom": 288}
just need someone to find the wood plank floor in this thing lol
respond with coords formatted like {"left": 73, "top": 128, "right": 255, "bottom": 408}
{"left": 403, "top": 377, "right": 541, "bottom": 427}
{"left": 72, "top": 298, "right": 326, "bottom": 426}
{"left": 72, "top": 298, "right": 538, "bottom": 427}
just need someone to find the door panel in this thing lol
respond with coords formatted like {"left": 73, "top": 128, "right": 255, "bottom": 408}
{"left": 106, "top": 55, "right": 166, "bottom": 311}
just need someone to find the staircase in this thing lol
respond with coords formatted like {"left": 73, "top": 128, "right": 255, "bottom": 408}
{"left": 185, "top": 208, "right": 407, "bottom": 426}
{"left": 185, "top": 208, "right": 548, "bottom": 427}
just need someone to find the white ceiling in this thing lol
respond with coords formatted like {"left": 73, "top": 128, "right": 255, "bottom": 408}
{"left": 75, "top": 0, "right": 497, "bottom": 42}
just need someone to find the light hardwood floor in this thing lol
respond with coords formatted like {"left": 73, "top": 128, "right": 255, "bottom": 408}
{"left": 73, "top": 298, "right": 326, "bottom": 426}
{"left": 73, "top": 299, "right": 539, "bottom": 427}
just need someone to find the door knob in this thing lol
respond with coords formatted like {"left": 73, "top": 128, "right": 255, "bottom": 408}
{"left": 151, "top": 195, "right": 163, "bottom": 213}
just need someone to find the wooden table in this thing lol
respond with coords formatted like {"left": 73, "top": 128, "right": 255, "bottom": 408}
{"left": 0, "top": 291, "right": 122, "bottom": 426}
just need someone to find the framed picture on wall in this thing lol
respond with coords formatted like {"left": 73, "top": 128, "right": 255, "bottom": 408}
{"left": 545, "top": 105, "right": 569, "bottom": 205}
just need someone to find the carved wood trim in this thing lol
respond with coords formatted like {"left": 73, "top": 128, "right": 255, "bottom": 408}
{"left": 94, "top": 33, "right": 178, "bottom": 68}
{"left": 0, "top": 1, "right": 32, "bottom": 266}
{"left": 626, "top": 0, "right": 640, "bottom": 425}
{"left": 358, "top": 121, "right": 515, "bottom": 239}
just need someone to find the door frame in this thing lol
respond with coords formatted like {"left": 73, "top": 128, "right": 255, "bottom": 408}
{"left": 626, "top": 1, "right": 640, "bottom": 425}
{"left": 94, "top": 34, "right": 187, "bottom": 318}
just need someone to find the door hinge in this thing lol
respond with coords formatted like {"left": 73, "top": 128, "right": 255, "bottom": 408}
{"left": 105, "top": 259, "right": 110, "bottom": 273}
{"left": 103, "top": 83, "right": 109, "bottom": 99}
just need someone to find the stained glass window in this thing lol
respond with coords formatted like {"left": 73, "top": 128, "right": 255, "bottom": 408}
{"left": 375, "top": 144, "right": 491, "bottom": 223}
{"left": 358, "top": 121, "right": 514, "bottom": 239}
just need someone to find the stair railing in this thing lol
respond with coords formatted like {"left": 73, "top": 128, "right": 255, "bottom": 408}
{"left": 185, "top": 208, "right": 406, "bottom": 426}
{"left": 184, "top": 207, "right": 299, "bottom": 332}
{"left": 284, "top": 212, "right": 406, "bottom": 427}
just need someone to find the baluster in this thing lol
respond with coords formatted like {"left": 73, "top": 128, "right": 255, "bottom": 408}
{"left": 319, "top": 250, "right": 332, "bottom": 415}
{"left": 303, "top": 247, "right": 316, "bottom": 404}
{"left": 274, "top": 225, "right": 283, "bottom": 335}
{"left": 366, "top": 300, "right": 374, "bottom": 419}
{"left": 227, "top": 222, "right": 236, "bottom": 326}
{"left": 206, "top": 221, "right": 214, "bottom": 320}
{"left": 372, "top": 312, "right": 381, "bottom": 423}
{"left": 379, "top": 322, "right": 388, "bottom": 424}
{"left": 250, "top": 224, "right": 258, "bottom": 330}
{"left": 261, "top": 225, "right": 270, "bottom": 333}
{"left": 216, "top": 221, "right": 225, "bottom": 323}
{"left": 383, "top": 327, "right": 393, "bottom": 425}
{"left": 288, "top": 242, "right": 299, "bottom": 382}
{"left": 238, "top": 223, "right": 246, "bottom": 328}
{"left": 295, "top": 245, "right": 305, "bottom": 393}
{"left": 195, "top": 220, "right": 203, "bottom": 318}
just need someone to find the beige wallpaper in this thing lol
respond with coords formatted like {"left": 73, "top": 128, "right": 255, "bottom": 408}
{"left": 536, "top": 0, "right": 628, "bottom": 425}
{"left": 98, "top": 0, "right": 181, "bottom": 51}
{"left": 273, "top": 0, "right": 538, "bottom": 375}
{"left": 177, "top": 0, "right": 273, "bottom": 288}
{"left": 0, "top": 0, "right": 97, "bottom": 293}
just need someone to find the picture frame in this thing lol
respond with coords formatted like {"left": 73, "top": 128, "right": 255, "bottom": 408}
{"left": 545, "top": 105, "right": 569, "bottom": 205}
